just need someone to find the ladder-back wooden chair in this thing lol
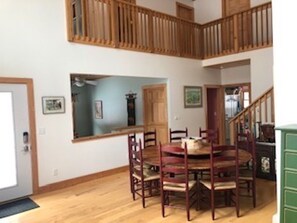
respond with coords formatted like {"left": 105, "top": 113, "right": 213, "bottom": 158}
{"left": 159, "top": 143, "right": 198, "bottom": 221}
{"left": 128, "top": 137, "right": 160, "bottom": 208}
{"left": 143, "top": 129, "right": 157, "bottom": 148}
{"left": 169, "top": 127, "right": 188, "bottom": 142}
{"left": 199, "top": 127, "right": 219, "bottom": 144}
{"left": 236, "top": 130, "right": 257, "bottom": 208}
{"left": 199, "top": 143, "right": 240, "bottom": 220}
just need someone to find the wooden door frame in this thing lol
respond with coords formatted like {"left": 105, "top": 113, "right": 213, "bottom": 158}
{"left": 204, "top": 85, "right": 225, "bottom": 144}
{"left": 0, "top": 77, "right": 39, "bottom": 194}
{"left": 223, "top": 82, "right": 251, "bottom": 143}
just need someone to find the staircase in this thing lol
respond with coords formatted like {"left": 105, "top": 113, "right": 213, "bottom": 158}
{"left": 229, "top": 87, "right": 274, "bottom": 144}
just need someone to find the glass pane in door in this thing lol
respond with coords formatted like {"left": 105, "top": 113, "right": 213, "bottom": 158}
{"left": 0, "top": 92, "right": 17, "bottom": 189}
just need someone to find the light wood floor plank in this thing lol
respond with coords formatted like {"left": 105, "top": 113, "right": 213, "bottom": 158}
{"left": 4, "top": 171, "right": 276, "bottom": 222}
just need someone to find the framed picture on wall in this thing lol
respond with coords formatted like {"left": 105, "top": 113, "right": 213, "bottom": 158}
{"left": 42, "top": 96, "right": 65, "bottom": 114}
{"left": 184, "top": 86, "right": 202, "bottom": 108}
{"left": 95, "top": 100, "right": 103, "bottom": 119}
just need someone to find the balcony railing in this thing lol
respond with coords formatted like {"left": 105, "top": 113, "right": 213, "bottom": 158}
{"left": 66, "top": 0, "right": 272, "bottom": 59}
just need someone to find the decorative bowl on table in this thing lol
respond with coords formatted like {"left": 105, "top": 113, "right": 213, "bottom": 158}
{"left": 181, "top": 137, "right": 203, "bottom": 151}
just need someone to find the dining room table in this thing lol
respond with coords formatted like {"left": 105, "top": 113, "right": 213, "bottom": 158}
{"left": 142, "top": 142, "right": 252, "bottom": 171}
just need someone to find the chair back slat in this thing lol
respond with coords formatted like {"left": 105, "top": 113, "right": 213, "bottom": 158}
{"left": 199, "top": 127, "right": 219, "bottom": 144}
{"left": 159, "top": 143, "right": 189, "bottom": 185}
{"left": 169, "top": 128, "right": 188, "bottom": 142}
{"left": 210, "top": 143, "right": 239, "bottom": 186}
{"left": 143, "top": 129, "right": 157, "bottom": 147}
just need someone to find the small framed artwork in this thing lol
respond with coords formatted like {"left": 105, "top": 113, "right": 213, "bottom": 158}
{"left": 184, "top": 86, "right": 203, "bottom": 108}
{"left": 95, "top": 100, "right": 103, "bottom": 119}
{"left": 42, "top": 96, "right": 65, "bottom": 114}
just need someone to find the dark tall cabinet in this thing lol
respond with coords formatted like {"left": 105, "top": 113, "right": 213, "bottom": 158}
{"left": 126, "top": 92, "right": 136, "bottom": 126}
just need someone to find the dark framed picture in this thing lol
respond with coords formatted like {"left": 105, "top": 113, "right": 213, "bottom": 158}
{"left": 95, "top": 100, "right": 103, "bottom": 119}
{"left": 184, "top": 86, "right": 202, "bottom": 108}
{"left": 42, "top": 96, "right": 65, "bottom": 114}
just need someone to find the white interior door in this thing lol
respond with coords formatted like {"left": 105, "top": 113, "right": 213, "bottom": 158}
{"left": 0, "top": 84, "right": 32, "bottom": 202}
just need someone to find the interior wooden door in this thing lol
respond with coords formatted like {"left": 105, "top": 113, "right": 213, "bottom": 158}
{"left": 143, "top": 84, "right": 168, "bottom": 144}
{"left": 222, "top": 0, "right": 250, "bottom": 17}
{"left": 176, "top": 2, "right": 194, "bottom": 21}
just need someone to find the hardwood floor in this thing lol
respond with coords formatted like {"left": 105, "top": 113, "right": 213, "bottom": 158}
{"left": 4, "top": 171, "right": 276, "bottom": 223}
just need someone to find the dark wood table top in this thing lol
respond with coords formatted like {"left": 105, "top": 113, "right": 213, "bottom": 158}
{"left": 143, "top": 144, "right": 252, "bottom": 171}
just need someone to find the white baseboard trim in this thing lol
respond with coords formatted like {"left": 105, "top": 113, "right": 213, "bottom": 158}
{"left": 272, "top": 213, "right": 279, "bottom": 223}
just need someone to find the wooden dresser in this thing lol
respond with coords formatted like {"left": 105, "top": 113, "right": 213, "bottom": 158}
{"left": 277, "top": 124, "right": 297, "bottom": 223}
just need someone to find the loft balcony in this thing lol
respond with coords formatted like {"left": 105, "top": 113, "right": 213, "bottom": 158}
{"left": 66, "top": 0, "right": 272, "bottom": 59}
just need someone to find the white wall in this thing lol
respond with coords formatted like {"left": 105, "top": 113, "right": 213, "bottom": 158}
{"left": 194, "top": 0, "right": 221, "bottom": 24}
{"left": 221, "top": 65, "right": 250, "bottom": 85}
{"left": 202, "top": 48, "right": 273, "bottom": 101}
{"left": 272, "top": 1, "right": 297, "bottom": 223}
{"left": 137, "top": 0, "right": 194, "bottom": 19}
{"left": 0, "top": 0, "right": 220, "bottom": 187}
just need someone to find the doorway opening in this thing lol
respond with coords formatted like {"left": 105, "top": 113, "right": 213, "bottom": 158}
{"left": 224, "top": 84, "right": 250, "bottom": 144}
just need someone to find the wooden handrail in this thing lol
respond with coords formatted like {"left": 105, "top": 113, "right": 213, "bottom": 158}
{"left": 229, "top": 87, "right": 274, "bottom": 144}
{"left": 65, "top": 0, "right": 272, "bottom": 59}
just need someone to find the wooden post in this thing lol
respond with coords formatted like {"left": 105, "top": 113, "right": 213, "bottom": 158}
{"left": 148, "top": 10, "right": 154, "bottom": 53}
{"left": 199, "top": 25, "right": 204, "bottom": 59}
{"left": 65, "top": 0, "right": 74, "bottom": 41}
{"left": 110, "top": 0, "right": 119, "bottom": 48}
{"left": 233, "top": 14, "right": 239, "bottom": 53}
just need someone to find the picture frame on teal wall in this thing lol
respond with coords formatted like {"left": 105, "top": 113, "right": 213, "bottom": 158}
{"left": 95, "top": 100, "right": 103, "bottom": 119}
{"left": 184, "top": 86, "right": 202, "bottom": 108}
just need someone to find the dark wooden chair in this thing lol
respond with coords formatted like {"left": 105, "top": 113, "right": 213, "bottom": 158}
{"left": 143, "top": 129, "right": 157, "bottom": 148}
{"left": 128, "top": 133, "right": 136, "bottom": 193}
{"left": 199, "top": 143, "right": 240, "bottom": 220}
{"left": 236, "top": 130, "right": 257, "bottom": 208}
{"left": 159, "top": 143, "right": 198, "bottom": 221}
{"left": 198, "top": 128, "right": 219, "bottom": 179}
{"left": 169, "top": 127, "right": 188, "bottom": 142}
{"left": 199, "top": 127, "right": 219, "bottom": 144}
{"left": 128, "top": 137, "right": 160, "bottom": 208}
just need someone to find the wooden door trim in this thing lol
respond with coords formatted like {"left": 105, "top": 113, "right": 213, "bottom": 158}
{"left": 204, "top": 85, "right": 225, "bottom": 144}
{"left": 0, "top": 77, "right": 39, "bottom": 194}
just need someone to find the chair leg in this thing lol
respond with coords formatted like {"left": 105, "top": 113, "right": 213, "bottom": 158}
{"left": 132, "top": 178, "right": 136, "bottom": 201}
{"left": 142, "top": 181, "right": 145, "bottom": 208}
{"left": 186, "top": 191, "right": 190, "bottom": 221}
{"left": 161, "top": 190, "right": 165, "bottom": 217}
{"left": 211, "top": 190, "right": 215, "bottom": 220}
{"left": 236, "top": 187, "right": 240, "bottom": 217}
{"left": 252, "top": 180, "right": 256, "bottom": 208}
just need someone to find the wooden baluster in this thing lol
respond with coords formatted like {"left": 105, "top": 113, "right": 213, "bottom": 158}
{"left": 110, "top": 0, "right": 119, "bottom": 47}
{"left": 66, "top": 0, "right": 74, "bottom": 41}
{"left": 261, "top": 5, "right": 264, "bottom": 46}
{"left": 233, "top": 14, "right": 239, "bottom": 53}
{"left": 265, "top": 4, "right": 269, "bottom": 45}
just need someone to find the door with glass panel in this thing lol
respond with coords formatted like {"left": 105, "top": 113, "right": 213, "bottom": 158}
{"left": 0, "top": 84, "right": 32, "bottom": 202}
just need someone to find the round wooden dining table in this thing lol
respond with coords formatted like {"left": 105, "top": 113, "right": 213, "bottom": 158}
{"left": 142, "top": 142, "right": 252, "bottom": 171}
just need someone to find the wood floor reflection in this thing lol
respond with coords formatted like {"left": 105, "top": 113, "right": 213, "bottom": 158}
{"left": 5, "top": 171, "right": 276, "bottom": 223}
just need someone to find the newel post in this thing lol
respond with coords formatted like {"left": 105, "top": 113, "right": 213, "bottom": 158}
{"left": 110, "top": 0, "right": 119, "bottom": 48}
